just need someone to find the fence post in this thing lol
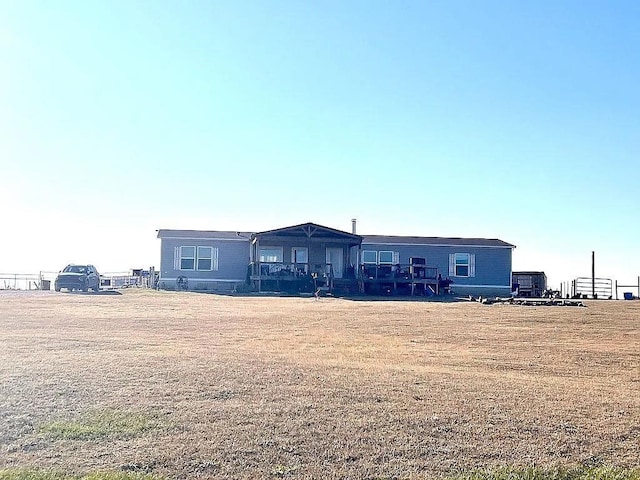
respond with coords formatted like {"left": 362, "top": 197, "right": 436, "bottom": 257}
{"left": 591, "top": 251, "right": 595, "bottom": 299}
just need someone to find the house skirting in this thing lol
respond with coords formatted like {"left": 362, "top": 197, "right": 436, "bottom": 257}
{"left": 158, "top": 277, "right": 245, "bottom": 292}
{"left": 451, "top": 284, "right": 512, "bottom": 297}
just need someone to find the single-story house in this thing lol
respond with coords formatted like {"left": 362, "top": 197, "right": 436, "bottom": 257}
{"left": 156, "top": 222, "right": 515, "bottom": 297}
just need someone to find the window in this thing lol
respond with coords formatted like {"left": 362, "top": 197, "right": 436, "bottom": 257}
{"left": 175, "top": 246, "right": 218, "bottom": 271}
{"left": 197, "top": 247, "right": 213, "bottom": 270}
{"left": 180, "top": 246, "right": 195, "bottom": 270}
{"left": 449, "top": 253, "right": 475, "bottom": 277}
{"left": 362, "top": 250, "right": 399, "bottom": 265}
{"left": 378, "top": 251, "right": 395, "bottom": 264}
{"left": 455, "top": 253, "right": 469, "bottom": 276}
{"left": 259, "top": 247, "right": 283, "bottom": 262}
{"left": 362, "top": 250, "right": 377, "bottom": 264}
{"left": 291, "top": 247, "right": 308, "bottom": 264}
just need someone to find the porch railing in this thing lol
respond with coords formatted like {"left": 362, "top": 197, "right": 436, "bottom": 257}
{"left": 250, "top": 262, "right": 439, "bottom": 283}
{"left": 250, "top": 262, "right": 334, "bottom": 279}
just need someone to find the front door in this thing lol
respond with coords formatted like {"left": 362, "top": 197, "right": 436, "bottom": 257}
{"left": 326, "top": 248, "right": 343, "bottom": 279}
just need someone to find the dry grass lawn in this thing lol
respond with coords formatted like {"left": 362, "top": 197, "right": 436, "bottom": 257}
{"left": 0, "top": 290, "right": 638, "bottom": 479}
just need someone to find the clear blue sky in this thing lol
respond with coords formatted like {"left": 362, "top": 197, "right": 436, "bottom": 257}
{"left": 1, "top": 0, "right": 639, "bottom": 288}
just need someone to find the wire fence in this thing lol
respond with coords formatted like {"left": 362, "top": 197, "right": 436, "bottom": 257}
{"left": 0, "top": 272, "right": 58, "bottom": 290}
{"left": 614, "top": 277, "right": 640, "bottom": 300}
{"left": 100, "top": 271, "right": 155, "bottom": 289}
{"left": 0, "top": 270, "right": 157, "bottom": 290}
{"left": 558, "top": 277, "right": 640, "bottom": 300}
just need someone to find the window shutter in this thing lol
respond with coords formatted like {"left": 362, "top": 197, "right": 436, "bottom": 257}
{"left": 213, "top": 248, "right": 219, "bottom": 271}
{"left": 449, "top": 254, "right": 455, "bottom": 276}
{"left": 469, "top": 254, "right": 476, "bottom": 277}
{"left": 174, "top": 247, "right": 180, "bottom": 270}
{"left": 393, "top": 252, "right": 400, "bottom": 264}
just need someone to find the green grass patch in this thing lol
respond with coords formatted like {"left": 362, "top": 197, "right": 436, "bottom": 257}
{"left": 0, "top": 470, "right": 160, "bottom": 480}
{"left": 84, "top": 474, "right": 159, "bottom": 480}
{"left": 0, "top": 471, "right": 67, "bottom": 480}
{"left": 38, "top": 409, "right": 162, "bottom": 441}
{"left": 446, "top": 466, "right": 640, "bottom": 480}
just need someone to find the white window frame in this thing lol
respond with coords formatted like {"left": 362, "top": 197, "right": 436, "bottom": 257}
{"left": 179, "top": 246, "right": 196, "bottom": 271}
{"left": 174, "top": 245, "right": 219, "bottom": 271}
{"left": 291, "top": 247, "right": 308, "bottom": 264}
{"left": 449, "top": 253, "right": 476, "bottom": 277}
{"left": 378, "top": 251, "right": 395, "bottom": 264}
{"left": 259, "top": 247, "right": 283, "bottom": 263}
{"left": 362, "top": 250, "right": 377, "bottom": 264}
{"left": 197, "top": 246, "right": 218, "bottom": 271}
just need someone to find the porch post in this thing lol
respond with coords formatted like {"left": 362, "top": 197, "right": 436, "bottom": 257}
{"left": 256, "top": 237, "right": 261, "bottom": 292}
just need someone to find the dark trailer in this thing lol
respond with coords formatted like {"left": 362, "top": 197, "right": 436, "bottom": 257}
{"left": 512, "top": 271, "right": 547, "bottom": 297}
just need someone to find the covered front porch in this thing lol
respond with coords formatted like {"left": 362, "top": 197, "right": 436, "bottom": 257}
{"left": 250, "top": 222, "right": 362, "bottom": 293}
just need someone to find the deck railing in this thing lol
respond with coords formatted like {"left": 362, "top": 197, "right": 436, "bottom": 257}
{"left": 360, "top": 264, "right": 438, "bottom": 281}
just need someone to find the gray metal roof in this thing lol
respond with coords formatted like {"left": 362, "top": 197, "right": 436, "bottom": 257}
{"left": 156, "top": 229, "right": 253, "bottom": 240}
{"left": 361, "top": 235, "right": 515, "bottom": 248}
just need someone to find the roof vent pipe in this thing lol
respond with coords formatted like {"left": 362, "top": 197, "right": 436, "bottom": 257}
{"left": 351, "top": 218, "right": 357, "bottom": 234}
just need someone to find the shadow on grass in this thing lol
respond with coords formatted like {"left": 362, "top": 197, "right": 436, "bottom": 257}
{"left": 60, "top": 290, "right": 122, "bottom": 296}
{"left": 179, "top": 289, "right": 469, "bottom": 302}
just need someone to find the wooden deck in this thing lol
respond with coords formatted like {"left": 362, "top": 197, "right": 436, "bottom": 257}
{"left": 248, "top": 262, "right": 449, "bottom": 296}
{"left": 360, "top": 264, "right": 444, "bottom": 296}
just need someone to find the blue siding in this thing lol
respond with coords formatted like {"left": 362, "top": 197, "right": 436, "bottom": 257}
{"left": 159, "top": 237, "right": 250, "bottom": 290}
{"left": 360, "top": 242, "right": 513, "bottom": 296}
